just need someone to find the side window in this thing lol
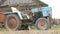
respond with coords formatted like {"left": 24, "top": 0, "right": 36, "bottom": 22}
{"left": 31, "top": 8, "right": 38, "bottom": 13}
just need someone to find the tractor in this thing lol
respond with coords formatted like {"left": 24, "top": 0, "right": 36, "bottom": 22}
{"left": 0, "top": 0, "right": 52, "bottom": 30}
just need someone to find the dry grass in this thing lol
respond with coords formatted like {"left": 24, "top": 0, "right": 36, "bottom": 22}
{"left": 0, "top": 28, "right": 8, "bottom": 34}
{"left": 0, "top": 30, "right": 60, "bottom": 34}
{"left": 0, "top": 25, "right": 60, "bottom": 34}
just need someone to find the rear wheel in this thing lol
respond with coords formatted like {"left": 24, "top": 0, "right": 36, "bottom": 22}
{"left": 35, "top": 18, "right": 50, "bottom": 30}
{"left": 5, "top": 14, "right": 21, "bottom": 30}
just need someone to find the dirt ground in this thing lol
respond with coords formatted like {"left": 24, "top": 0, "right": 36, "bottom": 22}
{"left": 0, "top": 30, "right": 60, "bottom": 34}
{"left": 0, "top": 25, "right": 60, "bottom": 34}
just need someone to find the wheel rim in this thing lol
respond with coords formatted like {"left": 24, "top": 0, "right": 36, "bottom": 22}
{"left": 38, "top": 20, "right": 47, "bottom": 29}
{"left": 7, "top": 17, "right": 17, "bottom": 29}
{"left": 39, "top": 20, "right": 46, "bottom": 26}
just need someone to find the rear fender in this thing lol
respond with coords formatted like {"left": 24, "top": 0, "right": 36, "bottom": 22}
{"left": 5, "top": 12, "right": 23, "bottom": 20}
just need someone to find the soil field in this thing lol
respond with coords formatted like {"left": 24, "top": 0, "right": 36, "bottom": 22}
{"left": 0, "top": 25, "right": 60, "bottom": 34}
{"left": 0, "top": 30, "right": 60, "bottom": 34}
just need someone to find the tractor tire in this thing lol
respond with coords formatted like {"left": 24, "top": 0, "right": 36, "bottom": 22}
{"left": 5, "top": 14, "right": 21, "bottom": 30}
{"left": 35, "top": 18, "right": 50, "bottom": 30}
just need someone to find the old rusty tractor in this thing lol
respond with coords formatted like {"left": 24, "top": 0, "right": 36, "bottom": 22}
{"left": 0, "top": 0, "right": 52, "bottom": 30}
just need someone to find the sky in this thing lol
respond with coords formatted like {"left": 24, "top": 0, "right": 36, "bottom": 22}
{"left": 40, "top": 0, "right": 60, "bottom": 19}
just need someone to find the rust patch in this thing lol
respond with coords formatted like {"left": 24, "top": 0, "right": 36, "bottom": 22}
{"left": 0, "top": 13, "right": 5, "bottom": 22}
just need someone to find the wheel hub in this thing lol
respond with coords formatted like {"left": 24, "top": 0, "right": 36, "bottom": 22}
{"left": 8, "top": 17, "right": 17, "bottom": 29}
{"left": 40, "top": 20, "right": 46, "bottom": 26}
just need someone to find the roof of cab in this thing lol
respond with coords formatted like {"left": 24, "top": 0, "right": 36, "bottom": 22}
{"left": 0, "top": 0, "right": 48, "bottom": 7}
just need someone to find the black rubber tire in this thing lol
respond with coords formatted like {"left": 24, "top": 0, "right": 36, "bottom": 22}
{"left": 5, "top": 14, "right": 21, "bottom": 30}
{"left": 35, "top": 18, "right": 51, "bottom": 30}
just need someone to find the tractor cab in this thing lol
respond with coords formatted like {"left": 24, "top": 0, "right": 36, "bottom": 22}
{"left": 30, "top": 7, "right": 52, "bottom": 19}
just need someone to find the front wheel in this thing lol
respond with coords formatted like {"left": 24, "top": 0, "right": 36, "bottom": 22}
{"left": 35, "top": 18, "right": 51, "bottom": 30}
{"left": 5, "top": 14, "right": 21, "bottom": 30}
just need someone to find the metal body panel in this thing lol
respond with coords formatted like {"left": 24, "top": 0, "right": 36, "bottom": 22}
{"left": 42, "top": 7, "right": 52, "bottom": 17}
{"left": 0, "top": 13, "right": 5, "bottom": 22}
